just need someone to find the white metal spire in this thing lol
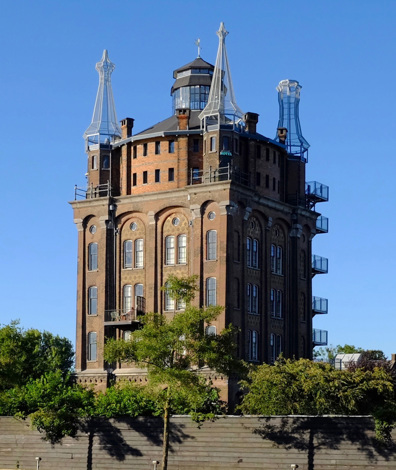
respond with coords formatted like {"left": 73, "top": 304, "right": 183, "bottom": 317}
{"left": 84, "top": 50, "right": 121, "bottom": 144}
{"left": 199, "top": 22, "right": 244, "bottom": 125}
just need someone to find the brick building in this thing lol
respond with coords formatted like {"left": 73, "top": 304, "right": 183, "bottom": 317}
{"left": 71, "top": 23, "right": 329, "bottom": 394}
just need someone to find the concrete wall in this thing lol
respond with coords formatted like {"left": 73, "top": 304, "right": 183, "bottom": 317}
{"left": 1, "top": 415, "right": 395, "bottom": 470}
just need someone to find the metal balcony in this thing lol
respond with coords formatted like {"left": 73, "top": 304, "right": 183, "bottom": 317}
{"left": 313, "top": 328, "right": 328, "bottom": 346}
{"left": 104, "top": 297, "right": 146, "bottom": 326}
{"left": 312, "top": 255, "right": 328, "bottom": 275}
{"left": 306, "top": 181, "right": 329, "bottom": 209}
{"left": 312, "top": 296, "right": 328, "bottom": 315}
{"left": 316, "top": 215, "right": 329, "bottom": 233}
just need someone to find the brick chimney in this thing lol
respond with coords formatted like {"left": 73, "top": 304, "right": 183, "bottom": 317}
{"left": 244, "top": 112, "right": 259, "bottom": 134}
{"left": 121, "top": 117, "right": 134, "bottom": 139}
{"left": 176, "top": 109, "right": 190, "bottom": 131}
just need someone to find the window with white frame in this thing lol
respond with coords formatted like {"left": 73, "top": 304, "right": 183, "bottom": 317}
{"left": 178, "top": 234, "right": 187, "bottom": 264}
{"left": 123, "top": 240, "right": 133, "bottom": 269}
{"left": 87, "top": 332, "right": 97, "bottom": 361}
{"left": 205, "top": 325, "right": 217, "bottom": 336}
{"left": 88, "top": 286, "right": 97, "bottom": 315}
{"left": 123, "top": 285, "right": 132, "bottom": 313}
{"left": 210, "top": 136, "right": 216, "bottom": 151}
{"left": 134, "top": 239, "right": 144, "bottom": 268}
{"left": 206, "top": 230, "right": 217, "bottom": 260}
{"left": 165, "top": 236, "right": 175, "bottom": 265}
{"left": 164, "top": 281, "right": 175, "bottom": 311}
{"left": 88, "top": 243, "right": 98, "bottom": 271}
{"left": 206, "top": 277, "right": 216, "bottom": 306}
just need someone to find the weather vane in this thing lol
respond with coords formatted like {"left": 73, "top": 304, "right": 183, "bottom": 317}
{"left": 195, "top": 38, "right": 201, "bottom": 58}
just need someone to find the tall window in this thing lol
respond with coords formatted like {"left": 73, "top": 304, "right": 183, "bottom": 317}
{"left": 248, "top": 330, "right": 258, "bottom": 361}
{"left": 207, "top": 230, "right": 217, "bottom": 260}
{"left": 252, "top": 239, "right": 259, "bottom": 268}
{"left": 234, "top": 231, "right": 240, "bottom": 262}
{"left": 102, "top": 155, "right": 110, "bottom": 169}
{"left": 246, "top": 283, "right": 251, "bottom": 312}
{"left": 270, "top": 244, "right": 276, "bottom": 273}
{"left": 88, "top": 286, "right": 97, "bottom": 315}
{"left": 168, "top": 168, "right": 174, "bottom": 181}
{"left": 87, "top": 332, "right": 97, "bottom": 361}
{"left": 92, "top": 155, "right": 97, "bottom": 170}
{"left": 135, "top": 239, "right": 144, "bottom": 268}
{"left": 206, "top": 277, "right": 216, "bottom": 306}
{"left": 252, "top": 285, "right": 258, "bottom": 314}
{"left": 270, "top": 333, "right": 282, "bottom": 363}
{"left": 155, "top": 169, "right": 160, "bottom": 182}
{"left": 165, "top": 236, "right": 175, "bottom": 265}
{"left": 143, "top": 143, "right": 147, "bottom": 156}
{"left": 168, "top": 140, "right": 175, "bottom": 153}
{"left": 143, "top": 171, "right": 148, "bottom": 184}
{"left": 88, "top": 243, "right": 98, "bottom": 271}
{"left": 123, "top": 285, "right": 132, "bottom": 313}
{"left": 210, "top": 136, "right": 216, "bottom": 151}
{"left": 135, "top": 283, "right": 144, "bottom": 315}
{"left": 193, "top": 139, "right": 199, "bottom": 152}
{"left": 271, "top": 289, "right": 283, "bottom": 318}
{"left": 123, "top": 240, "right": 133, "bottom": 269}
{"left": 246, "top": 237, "right": 252, "bottom": 267}
{"left": 276, "top": 246, "right": 283, "bottom": 274}
{"left": 155, "top": 141, "right": 161, "bottom": 154}
{"left": 178, "top": 234, "right": 187, "bottom": 264}
{"left": 164, "top": 281, "right": 175, "bottom": 311}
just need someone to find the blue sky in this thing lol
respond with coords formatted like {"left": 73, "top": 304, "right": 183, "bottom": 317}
{"left": 1, "top": 0, "right": 395, "bottom": 357}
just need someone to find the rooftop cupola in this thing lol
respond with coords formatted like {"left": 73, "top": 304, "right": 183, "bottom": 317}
{"left": 84, "top": 50, "right": 121, "bottom": 149}
{"left": 171, "top": 57, "right": 214, "bottom": 113}
{"left": 275, "top": 79, "right": 310, "bottom": 160}
{"left": 199, "top": 22, "right": 244, "bottom": 129}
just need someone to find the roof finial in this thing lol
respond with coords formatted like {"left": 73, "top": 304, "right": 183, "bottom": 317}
{"left": 199, "top": 22, "right": 243, "bottom": 126}
{"left": 195, "top": 38, "right": 201, "bottom": 58}
{"left": 84, "top": 50, "right": 121, "bottom": 145}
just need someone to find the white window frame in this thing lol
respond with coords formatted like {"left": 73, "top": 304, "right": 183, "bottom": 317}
{"left": 165, "top": 236, "right": 175, "bottom": 265}
{"left": 123, "top": 285, "right": 132, "bottom": 314}
{"left": 88, "top": 243, "right": 98, "bottom": 271}
{"left": 206, "top": 277, "right": 216, "bottom": 306}
{"left": 207, "top": 230, "right": 217, "bottom": 260}
{"left": 178, "top": 234, "right": 187, "bottom": 264}
{"left": 123, "top": 240, "right": 133, "bottom": 269}
{"left": 134, "top": 239, "right": 144, "bottom": 268}
{"left": 88, "top": 286, "right": 97, "bottom": 315}
{"left": 87, "top": 332, "right": 97, "bottom": 361}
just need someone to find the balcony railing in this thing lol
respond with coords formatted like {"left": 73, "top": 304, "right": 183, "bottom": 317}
{"left": 306, "top": 181, "right": 329, "bottom": 202}
{"left": 74, "top": 182, "right": 111, "bottom": 200}
{"left": 313, "top": 328, "right": 328, "bottom": 346}
{"left": 316, "top": 215, "right": 329, "bottom": 233}
{"left": 189, "top": 164, "right": 249, "bottom": 186}
{"left": 104, "top": 297, "right": 146, "bottom": 326}
{"left": 312, "top": 296, "right": 328, "bottom": 315}
{"left": 312, "top": 255, "right": 328, "bottom": 275}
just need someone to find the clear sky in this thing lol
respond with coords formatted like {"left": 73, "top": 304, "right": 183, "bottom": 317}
{"left": 1, "top": 0, "right": 395, "bottom": 357}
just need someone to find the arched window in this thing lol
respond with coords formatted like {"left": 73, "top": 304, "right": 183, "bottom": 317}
{"left": 165, "top": 236, "right": 175, "bottom": 265}
{"left": 206, "top": 277, "right": 216, "bottom": 306}
{"left": 134, "top": 239, "right": 144, "bottom": 268}
{"left": 88, "top": 243, "right": 98, "bottom": 271}
{"left": 123, "top": 285, "right": 132, "bottom": 313}
{"left": 123, "top": 240, "right": 133, "bottom": 269}
{"left": 87, "top": 332, "right": 97, "bottom": 361}
{"left": 178, "top": 234, "right": 187, "bottom": 264}
{"left": 207, "top": 230, "right": 217, "bottom": 260}
{"left": 164, "top": 281, "right": 175, "bottom": 311}
{"left": 88, "top": 286, "right": 97, "bottom": 315}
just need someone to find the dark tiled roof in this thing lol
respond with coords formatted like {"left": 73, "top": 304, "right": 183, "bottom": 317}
{"left": 135, "top": 110, "right": 202, "bottom": 136}
{"left": 173, "top": 57, "right": 214, "bottom": 78}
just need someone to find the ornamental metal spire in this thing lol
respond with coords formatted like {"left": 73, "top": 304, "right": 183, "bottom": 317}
{"left": 199, "top": 22, "right": 244, "bottom": 126}
{"left": 84, "top": 50, "right": 121, "bottom": 145}
{"left": 275, "top": 79, "right": 310, "bottom": 158}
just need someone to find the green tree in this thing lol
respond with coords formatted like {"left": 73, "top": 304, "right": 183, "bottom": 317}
{"left": 313, "top": 344, "right": 364, "bottom": 363}
{"left": 0, "top": 321, "right": 74, "bottom": 390}
{"left": 240, "top": 357, "right": 396, "bottom": 443}
{"left": 104, "top": 275, "right": 241, "bottom": 470}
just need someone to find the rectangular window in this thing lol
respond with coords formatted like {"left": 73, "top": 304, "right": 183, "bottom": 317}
{"left": 168, "top": 168, "right": 174, "bottom": 181}
{"left": 155, "top": 141, "right": 161, "bottom": 155}
{"left": 143, "top": 143, "right": 148, "bottom": 156}
{"left": 266, "top": 148, "right": 270, "bottom": 161}
{"left": 164, "top": 282, "right": 175, "bottom": 311}
{"left": 133, "top": 146, "right": 137, "bottom": 159}
{"left": 270, "top": 289, "right": 276, "bottom": 316}
{"left": 207, "top": 230, "right": 217, "bottom": 260}
{"left": 155, "top": 169, "right": 160, "bottom": 183}
{"left": 165, "top": 236, "right": 175, "bottom": 265}
{"left": 132, "top": 173, "right": 137, "bottom": 186}
{"left": 178, "top": 234, "right": 187, "bottom": 264}
{"left": 266, "top": 174, "right": 269, "bottom": 188}
{"left": 256, "top": 172, "right": 261, "bottom": 186}
{"left": 246, "top": 237, "right": 252, "bottom": 267}
{"left": 251, "top": 330, "right": 258, "bottom": 361}
{"left": 276, "top": 246, "right": 283, "bottom": 274}
{"left": 143, "top": 171, "right": 148, "bottom": 184}
{"left": 88, "top": 243, "right": 98, "bottom": 271}
{"left": 222, "top": 136, "right": 230, "bottom": 151}
{"left": 246, "top": 283, "right": 251, "bottom": 312}
{"left": 88, "top": 286, "right": 97, "bottom": 315}
{"left": 210, "top": 136, "right": 216, "bottom": 152}
{"left": 193, "top": 139, "right": 199, "bottom": 152}
{"left": 273, "top": 151, "right": 276, "bottom": 164}
{"left": 92, "top": 155, "right": 98, "bottom": 170}
{"left": 135, "top": 239, "right": 144, "bottom": 268}
{"left": 88, "top": 332, "right": 97, "bottom": 361}
{"left": 252, "top": 285, "right": 258, "bottom": 314}
{"left": 168, "top": 140, "right": 175, "bottom": 153}
{"left": 123, "top": 240, "right": 133, "bottom": 268}
{"left": 206, "top": 277, "right": 216, "bottom": 306}
{"left": 123, "top": 285, "right": 132, "bottom": 313}
{"left": 252, "top": 239, "right": 259, "bottom": 268}
{"left": 276, "top": 290, "right": 283, "bottom": 318}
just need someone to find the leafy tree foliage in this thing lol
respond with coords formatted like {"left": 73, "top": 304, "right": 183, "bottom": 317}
{"left": 240, "top": 358, "right": 396, "bottom": 443}
{"left": 104, "top": 275, "right": 241, "bottom": 470}
{"left": 0, "top": 321, "right": 74, "bottom": 390}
